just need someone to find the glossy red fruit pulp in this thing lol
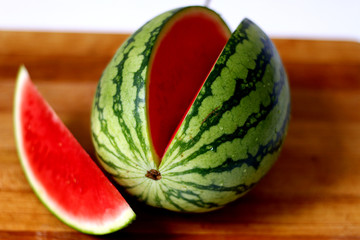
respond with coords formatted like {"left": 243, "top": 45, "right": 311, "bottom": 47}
{"left": 148, "top": 9, "right": 230, "bottom": 160}
{"left": 19, "top": 73, "right": 131, "bottom": 221}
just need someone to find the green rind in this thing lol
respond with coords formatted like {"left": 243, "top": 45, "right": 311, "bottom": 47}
{"left": 158, "top": 18, "right": 290, "bottom": 211}
{"left": 91, "top": 7, "right": 181, "bottom": 179}
{"left": 14, "top": 66, "right": 136, "bottom": 235}
{"left": 91, "top": 7, "right": 290, "bottom": 212}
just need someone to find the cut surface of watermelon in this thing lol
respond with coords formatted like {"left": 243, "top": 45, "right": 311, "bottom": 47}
{"left": 148, "top": 8, "right": 231, "bottom": 160}
{"left": 13, "top": 66, "right": 135, "bottom": 235}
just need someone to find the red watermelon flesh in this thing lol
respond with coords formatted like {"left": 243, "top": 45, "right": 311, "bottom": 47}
{"left": 14, "top": 66, "right": 135, "bottom": 234}
{"left": 148, "top": 9, "right": 231, "bottom": 160}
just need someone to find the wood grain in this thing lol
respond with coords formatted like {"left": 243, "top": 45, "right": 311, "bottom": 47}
{"left": 0, "top": 30, "right": 359, "bottom": 240}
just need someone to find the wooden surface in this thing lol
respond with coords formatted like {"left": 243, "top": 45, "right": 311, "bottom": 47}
{"left": 0, "top": 31, "right": 359, "bottom": 240}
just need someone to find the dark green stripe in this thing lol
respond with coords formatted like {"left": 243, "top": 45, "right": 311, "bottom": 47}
{"left": 165, "top": 20, "right": 270, "bottom": 161}
{"left": 92, "top": 75, "right": 137, "bottom": 168}
{"left": 163, "top": 178, "right": 255, "bottom": 211}
{"left": 175, "top": 180, "right": 254, "bottom": 195}
{"left": 165, "top": 33, "right": 279, "bottom": 169}
{"left": 109, "top": 7, "right": 183, "bottom": 163}
{"left": 160, "top": 182, "right": 220, "bottom": 211}
{"left": 166, "top": 67, "right": 286, "bottom": 172}
{"left": 179, "top": 19, "right": 252, "bottom": 137}
{"left": 132, "top": 19, "right": 171, "bottom": 161}
{"left": 154, "top": 190, "right": 163, "bottom": 208}
{"left": 167, "top": 97, "right": 290, "bottom": 177}
{"left": 95, "top": 153, "right": 139, "bottom": 176}
{"left": 159, "top": 184, "right": 185, "bottom": 211}
{"left": 112, "top": 46, "right": 145, "bottom": 159}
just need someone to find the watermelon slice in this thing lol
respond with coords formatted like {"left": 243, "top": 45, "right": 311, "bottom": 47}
{"left": 13, "top": 66, "right": 136, "bottom": 235}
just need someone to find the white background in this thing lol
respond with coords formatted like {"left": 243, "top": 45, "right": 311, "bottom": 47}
{"left": 0, "top": 0, "right": 359, "bottom": 41}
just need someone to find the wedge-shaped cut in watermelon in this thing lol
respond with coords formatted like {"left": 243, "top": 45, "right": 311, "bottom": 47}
{"left": 13, "top": 66, "right": 135, "bottom": 235}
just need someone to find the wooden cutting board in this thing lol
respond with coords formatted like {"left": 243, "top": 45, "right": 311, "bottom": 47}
{"left": 0, "top": 31, "right": 359, "bottom": 240}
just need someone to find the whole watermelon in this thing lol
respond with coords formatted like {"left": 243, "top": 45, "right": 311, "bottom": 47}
{"left": 91, "top": 6, "right": 290, "bottom": 212}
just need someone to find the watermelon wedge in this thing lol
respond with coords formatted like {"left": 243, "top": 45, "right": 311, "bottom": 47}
{"left": 13, "top": 66, "right": 136, "bottom": 235}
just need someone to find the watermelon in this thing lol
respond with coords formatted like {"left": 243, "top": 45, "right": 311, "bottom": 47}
{"left": 13, "top": 66, "right": 135, "bottom": 234}
{"left": 91, "top": 6, "right": 291, "bottom": 212}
